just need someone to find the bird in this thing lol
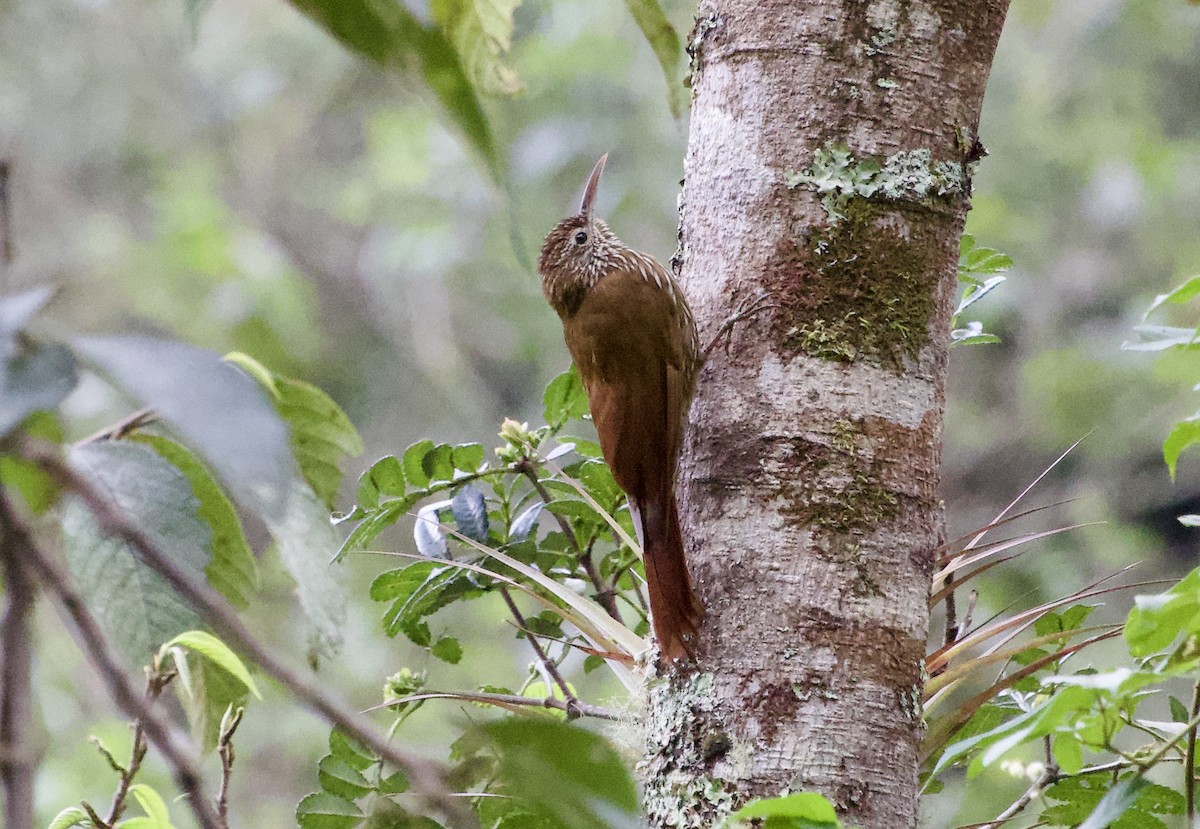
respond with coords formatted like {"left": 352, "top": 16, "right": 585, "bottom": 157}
{"left": 538, "top": 154, "right": 704, "bottom": 660}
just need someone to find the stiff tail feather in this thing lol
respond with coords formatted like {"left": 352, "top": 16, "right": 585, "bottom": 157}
{"left": 638, "top": 494, "right": 704, "bottom": 660}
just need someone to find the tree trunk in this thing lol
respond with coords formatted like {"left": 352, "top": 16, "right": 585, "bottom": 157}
{"left": 643, "top": 2, "right": 1010, "bottom": 827}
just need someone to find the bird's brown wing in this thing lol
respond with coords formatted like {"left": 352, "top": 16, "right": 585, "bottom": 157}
{"left": 562, "top": 268, "right": 702, "bottom": 658}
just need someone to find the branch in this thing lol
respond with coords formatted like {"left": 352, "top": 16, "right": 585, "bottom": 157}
{"left": 11, "top": 511, "right": 221, "bottom": 829}
{"left": 374, "top": 691, "right": 622, "bottom": 722}
{"left": 966, "top": 764, "right": 1059, "bottom": 829}
{"left": 95, "top": 667, "right": 176, "bottom": 827}
{"left": 23, "top": 441, "right": 476, "bottom": 828}
{"left": 498, "top": 587, "right": 583, "bottom": 720}
{"left": 216, "top": 706, "right": 244, "bottom": 826}
{"left": 0, "top": 494, "right": 37, "bottom": 829}
{"left": 516, "top": 460, "right": 623, "bottom": 622}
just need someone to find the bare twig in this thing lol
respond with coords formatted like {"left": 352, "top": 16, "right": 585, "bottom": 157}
{"left": 0, "top": 160, "right": 12, "bottom": 284}
{"left": 23, "top": 440, "right": 476, "bottom": 828}
{"left": 0, "top": 494, "right": 37, "bottom": 829}
{"left": 1189, "top": 680, "right": 1200, "bottom": 820}
{"left": 11, "top": 512, "right": 221, "bottom": 829}
{"left": 516, "top": 460, "right": 623, "bottom": 622}
{"left": 371, "top": 690, "right": 622, "bottom": 722}
{"left": 216, "top": 706, "right": 244, "bottom": 826}
{"left": 75, "top": 408, "right": 159, "bottom": 447}
{"left": 498, "top": 587, "right": 582, "bottom": 720}
{"left": 98, "top": 666, "right": 176, "bottom": 827}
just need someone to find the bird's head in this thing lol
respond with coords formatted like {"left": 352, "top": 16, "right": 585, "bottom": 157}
{"left": 539, "top": 154, "right": 619, "bottom": 315}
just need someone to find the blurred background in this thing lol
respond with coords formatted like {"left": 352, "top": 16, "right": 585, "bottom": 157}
{"left": 3, "top": 0, "right": 1200, "bottom": 825}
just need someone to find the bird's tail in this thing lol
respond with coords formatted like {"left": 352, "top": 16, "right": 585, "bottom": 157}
{"left": 638, "top": 493, "right": 704, "bottom": 660}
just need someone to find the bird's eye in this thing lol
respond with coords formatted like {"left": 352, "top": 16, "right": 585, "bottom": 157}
{"left": 573, "top": 231, "right": 588, "bottom": 245}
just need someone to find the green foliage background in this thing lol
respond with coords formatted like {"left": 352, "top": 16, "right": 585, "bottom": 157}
{"left": 4, "top": 0, "right": 1200, "bottom": 826}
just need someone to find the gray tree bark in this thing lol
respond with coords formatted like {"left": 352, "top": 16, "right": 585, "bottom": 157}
{"left": 643, "top": 2, "right": 1010, "bottom": 827}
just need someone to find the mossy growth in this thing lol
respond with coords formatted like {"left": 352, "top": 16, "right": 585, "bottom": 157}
{"left": 770, "top": 197, "right": 948, "bottom": 370}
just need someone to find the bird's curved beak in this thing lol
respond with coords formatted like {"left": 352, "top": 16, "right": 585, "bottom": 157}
{"left": 579, "top": 153, "right": 608, "bottom": 222}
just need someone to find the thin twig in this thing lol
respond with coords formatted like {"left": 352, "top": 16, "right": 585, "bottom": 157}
{"left": 11, "top": 513, "right": 221, "bottom": 829}
{"left": 498, "top": 587, "right": 583, "bottom": 720}
{"left": 517, "top": 460, "right": 623, "bottom": 622}
{"left": 967, "top": 764, "right": 1059, "bottom": 829}
{"left": 100, "top": 667, "right": 176, "bottom": 827}
{"left": 75, "top": 408, "right": 159, "bottom": 447}
{"left": 216, "top": 706, "right": 244, "bottom": 826}
{"left": 371, "top": 690, "right": 622, "bottom": 722}
{"left": 0, "top": 159, "right": 11, "bottom": 285}
{"left": 0, "top": 493, "right": 37, "bottom": 829}
{"left": 23, "top": 440, "right": 476, "bottom": 829}
{"left": 1186, "top": 680, "right": 1200, "bottom": 820}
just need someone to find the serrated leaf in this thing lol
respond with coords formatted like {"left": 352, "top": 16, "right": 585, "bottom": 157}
{"left": 451, "top": 442, "right": 485, "bottom": 473}
{"left": 403, "top": 440, "right": 436, "bottom": 488}
{"left": 622, "top": 0, "right": 686, "bottom": 117}
{"left": 509, "top": 501, "right": 544, "bottom": 542}
{"left": 319, "top": 754, "right": 374, "bottom": 800}
{"left": 371, "top": 561, "right": 484, "bottom": 642}
{"left": 432, "top": 0, "right": 523, "bottom": 96}
{"left": 132, "top": 435, "right": 257, "bottom": 608}
{"left": 542, "top": 366, "right": 589, "bottom": 428}
{"left": 451, "top": 484, "right": 489, "bottom": 541}
{"left": 46, "top": 806, "right": 91, "bottom": 829}
{"left": 163, "top": 630, "right": 261, "bottom": 699}
{"left": 73, "top": 336, "right": 293, "bottom": 520}
{"left": 64, "top": 442, "right": 208, "bottom": 662}
{"left": 431, "top": 636, "right": 463, "bottom": 664}
{"left": 356, "top": 455, "right": 406, "bottom": 511}
{"left": 482, "top": 718, "right": 641, "bottom": 829}
{"left": 296, "top": 791, "right": 363, "bottom": 829}
{"left": 286, "top": 0, "right": 500, "bottom": 180}
{"left": 330, "top": 729, "right": 377, "bottom": 771}
{"left": 0, "top": 341, "right": 78, "bottom": 437}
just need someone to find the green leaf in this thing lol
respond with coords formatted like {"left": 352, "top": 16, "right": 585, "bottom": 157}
{"left": 72, "top": 336, "right": 294, "bottom": 521}
{"left": 1125, "top": 569, "right": 1200, "bottom": 656}
{"left": 431, "top": 0, "right": 523, "bottom": 96}
{"left": 46, "top": 806, "right": 92, "bottom": 829}
{"left": 729, "top": 792, "right": 840, "bottom": 827}
{"left": 0, "top": 411, "right": 63, "bottom": 513}
{"left": 1051, "top": 731, "right": 1084, "bottom": 775}
{"left": 296, "top": 791, "right": 363, "bottom": 829}
{"left": 0, "top": 341, "right": 78, "bottom": 437}
{"left": 227, "top": 353, "right": 363, "bottom": 510}
{"left": 622, "top": 0, "right": 687, "bottom": 117}
{"left": 329, "top": 728, "right": 377, "bottom": 772}
{"left": 403, "top": 440, "right": 436, "bottom": 488}
{"left": 64, "top": 442, "right": 209, "bottom": 662}
{"left": 431, "top": 636, "right": 463, "bottom": 664}
{"left": 268, "top": 480, "right": 348, "bottom": 664}
{"left": 542, "top": 367, "right": 589, "bottom": 428}
{"left": 1169, "top": 696, "right": 1190, "bottom": 723}
{"left": 451, "top": 442, "right": 485, "bottom": 473}
{"left": 1079, "top": 776, "right": 1146, "bottom": 829}
{"left": 128, "top": 784, "right": 174, "bottom": 828}
{"left": 162, "top": 630, "right": 262, "bottom": 699}
{"left": 422, "top": 443, "right": 455, "bottom": 484}
{"left": 132, "top": 435, "right": 257, "bottom": 608}
{"left": 1164, "top": 417, "right": 1200, "bottom": 479}
{"left": 175, "top": 648, "right": 250, "bottom": 753}
{"left": 319, "top": 754, "right": 374, "bottom": 800}
{"left": 371, "top": 561, "right": 484, "bottom": 642}
{"left": 1144, "top": 274, "right": 1200, "bottom": 319}
{"left": 286, "top": 0, "right": 500, "bottom": 180}
{"left": 482, "top": 718, "right": 641, "bottom": 829}
{"left": 335, "top": 497, "right": 416, "bottom": 562}
{"left": 356, "top": 456, "right": 406, "bottom": 511}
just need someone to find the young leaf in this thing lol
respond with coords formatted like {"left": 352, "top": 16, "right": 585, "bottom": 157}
{"left": 175, "top": 648, "right": 250, "bottom": 754}
{"left": 542, "top": 366, "right": 589, "bottom": 428}
{"left": 162, "top": 630, "right": 262, "bottom": 699}
{"left": 46, "top": 806, "right": 91, "bottom": 829}
{"left": 356, "top": 455, "right": 406, "bottom": 511}
{"left": 128, "top": 783, "right": 174, "bottom": 828}
{"left": 729, "top": 791, "right": 840, "bottom": 826}
{"left": 1164, "top": 416, "right": 1200, "bottom": 480}
{"left": 431, "top": 636, "right": 464, "bottom": 664}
